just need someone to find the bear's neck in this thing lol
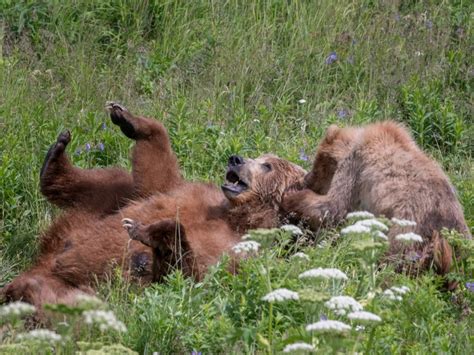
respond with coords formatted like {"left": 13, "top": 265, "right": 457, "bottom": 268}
{"left": 226, "top": 200, "right": 281, "bottom": 234}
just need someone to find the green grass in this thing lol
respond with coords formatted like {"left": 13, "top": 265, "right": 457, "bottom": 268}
{"left": 0, "top": 0, "right": 473, "bottom": 353}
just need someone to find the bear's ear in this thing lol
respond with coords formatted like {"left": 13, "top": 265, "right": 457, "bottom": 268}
{"left": 325, "top": 124, "right": 340, "bottom": 143}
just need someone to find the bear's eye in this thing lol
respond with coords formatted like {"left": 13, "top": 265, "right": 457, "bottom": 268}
{"left": 262, "top": 163, "right": 272, "bottom": 172}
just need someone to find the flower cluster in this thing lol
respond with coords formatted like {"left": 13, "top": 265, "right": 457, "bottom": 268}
{"left": 0, "top": 301, "right": 36, "bottom": 318}
{"left": 341, "top": 224, "right": 370, "bottom": 235}
{"left": 280, "top": 224, "right": 303, "bottom": 236}
{"left": 306, "top": 320, "right": 351, "bottom": 334}
{"left": 299, "top": 268, "right": 348, "bottom": 281}
{"left": 395, "top": 232, "right": 423, "bottom": 243}
{"left": 383, "top": 285, "right": 410, "bottom": 301}
{"left": 83, "top": 310, "right": 127, "bottom": 332}
{"left": 74, "top": 294, "right": 105, "bottom": 309}
{"left": 391, "top": 217, "right": 417, "bottom": 227}
{"left": 17, "top": 329, "right": 62, "bottom": 343}
{"left": 355, "top": 219, "right": 388, "bottom": 232}
{"left": 346, "top": 211, "right": 375, "bottom": 220}
{"left": 347, "top": 311, "right": 382, "bottom": 324}
{"left": 231, "top": 241, "right": 261, "bottom": 254}
{"left": 325, "top": 296, "right": 363, "bottom": 316}
{"left": 262, "top": 288, "right": 299, "bottom": 303}
{"left": 291, "top": 252, "right": 310, "bottom": 261}
{"left": 283, "top": 342, "right": 315, "bottom": 353}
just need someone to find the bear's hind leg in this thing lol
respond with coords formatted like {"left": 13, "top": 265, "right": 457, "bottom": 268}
{"left": 122, "top": 218, "right": 196, "bottom": 281}
{"left": 40, "top": 130, "right": 134, "bottom": 214}
{"left": 106, "top": 102, "right": 183, "bottom": 197}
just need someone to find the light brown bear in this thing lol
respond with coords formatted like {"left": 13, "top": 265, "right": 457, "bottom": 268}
{"left": 282, "top": 121, "right": 470, "bottom": 275}
{"left": 1, "top": 103, "right": 305, "bottom": 308}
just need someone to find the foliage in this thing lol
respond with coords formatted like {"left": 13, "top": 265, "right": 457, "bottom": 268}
{"left": 0, "top": 0, "right": 472, "bottom": 353}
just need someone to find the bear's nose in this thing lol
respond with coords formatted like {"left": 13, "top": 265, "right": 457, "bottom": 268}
{"left": 228, "top": 155, "right": 244, "bottom": 166}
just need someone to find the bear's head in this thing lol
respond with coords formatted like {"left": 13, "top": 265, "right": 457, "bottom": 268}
{"left": 304, "top": 124, "right": 361, "bottom": 194}
{"left": 222, "top": 154, "right": 306, "bottom": 206}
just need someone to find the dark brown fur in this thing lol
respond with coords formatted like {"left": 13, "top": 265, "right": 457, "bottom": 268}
{"left": 283, "top": 121, "right": 471, "bottom": 275}
{"left": 2, "top": 103, "right": 305, "bottom": 309}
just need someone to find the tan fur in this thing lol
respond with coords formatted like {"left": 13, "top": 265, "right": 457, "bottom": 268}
{"left": 283, "top": 121, "right": 471, "bottom": 274}
{"left": 2, "top": 104, "right": 305, "bottom": 309}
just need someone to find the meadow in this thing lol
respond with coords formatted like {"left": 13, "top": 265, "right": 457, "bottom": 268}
{"left": 0, "top": 0, "right": 473, "bottom": 353}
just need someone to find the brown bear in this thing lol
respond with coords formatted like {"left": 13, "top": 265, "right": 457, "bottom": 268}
{"left": 282, "top": 121, "right": 471, "bottom": 275}
{"left": 1, "top": 103, "right": 306, "bottom": 309}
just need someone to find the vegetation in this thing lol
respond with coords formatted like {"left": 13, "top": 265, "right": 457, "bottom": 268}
{"left": 0, "top": 0, "right": 472, "bottom": 353}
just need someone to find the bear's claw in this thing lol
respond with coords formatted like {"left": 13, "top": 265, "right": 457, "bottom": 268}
{"left": 122, "top": 218, "right": 141, "bottom": 240}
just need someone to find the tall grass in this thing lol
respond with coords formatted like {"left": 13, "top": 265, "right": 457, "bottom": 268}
{"left": 0, "top": 0, "right": 473, "bottom": 353}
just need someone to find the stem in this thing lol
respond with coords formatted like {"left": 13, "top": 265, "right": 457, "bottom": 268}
{"left": 365, "top": 327, "right": 376, "bottom": 353}
{"left": 268, "top": 302, "right": 273, "bottom": 353}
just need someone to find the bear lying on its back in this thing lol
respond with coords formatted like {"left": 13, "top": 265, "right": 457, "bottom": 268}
{"left": 283, "top": 121, "right": 470, "bottom": 275}
{"left": 1, "top": 103, "right": 306, "bottom": 310}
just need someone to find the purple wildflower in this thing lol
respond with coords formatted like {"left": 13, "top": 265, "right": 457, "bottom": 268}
{"left": 337, "top": 109, "right": 348, "bottom": 119}
{"left": 75, "top": 148, "right": 82, "bottom": 156}
{"left": 299, "top": 149, "right": 309, "bottom": 162}
{"left": 466, "top": 282, "right": 474, "bottom": 293}
{"left": 97, "top": 143, "right": 105, "bottom": 151}
{"left": 425, "top": 20, "right": 433, "bottom": 29}
{"left": 85, "top": 143, "right": 91, "bottom": 152}
{"left": 101, "top": 122, "right": 107, "bottom": 130}
{"left": 394, "top": 13, "right": 401, "bottom": 22}
{"left": 325, "top": 52, "right": 337, "bottom": 65}
{"left": 320, "top": 314, "right": 328, "bottom": 321}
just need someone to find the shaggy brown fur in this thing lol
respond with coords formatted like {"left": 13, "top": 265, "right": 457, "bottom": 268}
{"left": 282, "top": 121, "right": 471, "bottom": 275}
{"left": 2, "top": 103, "right": 305, "bottom": 309}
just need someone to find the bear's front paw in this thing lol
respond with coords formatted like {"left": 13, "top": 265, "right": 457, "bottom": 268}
{"left": 122, "top": 218, "right": 142, "bottom": 240}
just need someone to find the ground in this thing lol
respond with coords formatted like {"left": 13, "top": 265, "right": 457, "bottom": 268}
{"left": 0, "top": 1, "right": 473, "bottom": 353}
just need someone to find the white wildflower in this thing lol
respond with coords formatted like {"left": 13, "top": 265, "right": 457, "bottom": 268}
{"left": 298, "top": 99, "right": 307, "bottom": 104}
{"left": 0, "top": 301, "right": 36, "bottom": 317}
{"left": 391, "top": 217, "right": 417, "bottom": 227}
{"left": 355, "top": 325, "right": 365, "bottom": 332}
{"left": 341, "top": 224, "right": 371, "bottom": 235}
{"left": 283, "top": 342, "right": 315, "bottom": 352}
{"left": 291, "top": 252, "right": 310, "bottom": 261}
{"left": 383, "top": 289, "right": 402, "bottom": 301}
{"left": 299, "top": 268, "right": 348, "bottom": 281}
{"left": 325, "top": 296, "right": 363, "bottom": 316}
{"left": 374, "top": 231, "right": 388, "bottom": 240}
{"left": 348, "top": 311, "right": 382, "bottom": 324}
{"left": 395, "top": 232, "right": 423, "bottom": 243}
{"left": 355, "top": 219, "right": 388, "bottom": 232}
{"left": 231, "top": 241, "right": 261, "bottom": 254}
{"left": 17, "top": 329, "right": 62, "bottom": 343}
{"left": 306, "top": 320, "right": 351, "bottom": 334}
{"left": 280, "top": 224, "right": 303, "bottom": 236}
{"left": 391, "top": 286, "right": 410, "bottom": 295}
{"left": 241, "top": 234, "right": 251, "bottom": 240}
{"left": 262, "top": 288, "right": 299, "bottom": 303}
{"left": 83, "top": 310, "right": 127, "bottom": 332}
{"left": 346, "top": 211, "right": 375, "bottom": 220}
{"left": 74, "top": 294, "right": 104, "bottom": 308}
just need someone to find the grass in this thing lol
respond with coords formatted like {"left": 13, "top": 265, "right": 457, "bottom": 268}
{"left": 0, "top": 0, "right": 473, "bottom": 353}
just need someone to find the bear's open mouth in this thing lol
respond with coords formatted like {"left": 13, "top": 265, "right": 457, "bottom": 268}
{"left": 222, "top": 170, "right": 248, "bottom": 197}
